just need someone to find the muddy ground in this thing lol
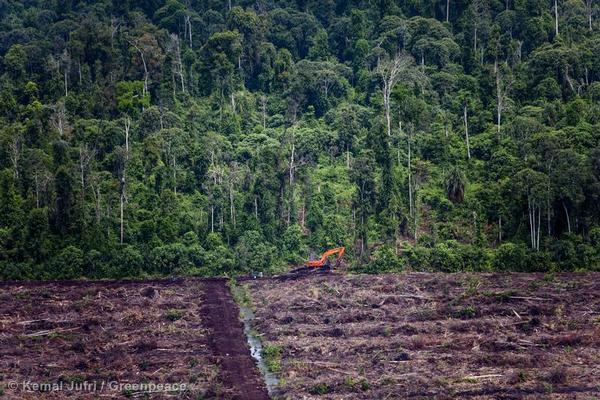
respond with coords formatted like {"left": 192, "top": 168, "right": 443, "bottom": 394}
{"left": 248, "top": 273, "right": 600, "bottom": 399}
{"left": 202, "top": 279, "right": 269, "bottom": 400}
{"left": 0, "top": 278, "right": 268, "bottom": 399}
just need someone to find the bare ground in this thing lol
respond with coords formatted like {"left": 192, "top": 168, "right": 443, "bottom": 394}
{"left": 0, "top": 278, "right": 263, "bottom": 399}
{"left": 247, "top": 272, "right": 600, "bottom": 399}
{"left": 201, "top": 279, "right": 269, "bottom": 400}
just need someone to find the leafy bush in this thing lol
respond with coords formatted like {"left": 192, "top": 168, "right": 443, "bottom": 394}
{"left": 402, "top": 243, "right": 432, "bottom": 270}
{"left": 309, "top": 383, "right": 331, "bottom": 395}
{"left": 492, "top": 243, "right": 552, "bottom": 272}
{"left": 149, "top": 243, "right": 192, "bottom": 275}
{"left": 363, "top": 245, "right": 403, "bottom": 273}
{"left": 492, "top": 243, "right": 528, "bottom": 271}
{"left": 401, "top": 241, "right": 490, "bottom": 272}
{"left": 164, "top": 309, "right": 184, "bottom": 321}
{"left": 0, "top": 261, "right": 35, "bottom": 280}
{"left": 282, "top": 224, "right": 306, "bottom": 263}
{"left": 235, "top": 230, "right": 277, "bottom": 273}
{"left": 109, "top": 245, "right": 143, "bottom": 278}
{"left": 84, "top": 249, "right": 104, "bottom": 278}
{"left": 51, "top": 246, "right": 84, "bottom": 279}
{"left": 262, "top": 344, "right": 282, "bottom": 373}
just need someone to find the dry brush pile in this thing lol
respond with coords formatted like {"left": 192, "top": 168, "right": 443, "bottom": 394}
{"left": 248, "top": 273, "right": 600, "bottom": 399}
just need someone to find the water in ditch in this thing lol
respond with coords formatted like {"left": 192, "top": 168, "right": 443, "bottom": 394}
{"left": 239, "top": 304, "right": 279, "bottom": 395}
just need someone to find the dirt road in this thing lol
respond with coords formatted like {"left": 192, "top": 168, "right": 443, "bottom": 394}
{"left": 202, "top": 279, "right": 270, "bottom": 400}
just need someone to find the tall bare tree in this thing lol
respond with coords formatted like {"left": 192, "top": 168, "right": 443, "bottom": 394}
{"left": 260, "top": 95, "right": 267, "bottom": 129}
{"left": 60, "top": 49, "right": 71, "bottom": 97}
{"left": 29, "top": 153, "right": 51, "bottom": 208}
{"left": 9, "top": 134, "right": 22, "bottom": 180}
{"left": 183, "top": 2, "right": 193, "bottom": 49}
{"left": 376, "top": 52, "right": 419, "bottom": 137}
{"left": 554, "top": 0, "right": 560, "bottom": 36}
{"left": 470, "top": 0, "right": 488, "bottom": 54}
{"left": 89, "top": 172, "right": 109, "bottom": 225}
{"left": 78, "top": 144, "right": 95, "bottom": 202}
{"left": 110, "top": 17, "right": 121, "bottom": 49}
{"left": 463, "top": 104, "right": 471, "bottom": 159}
{"left": 129, "top": 40, "right": 149, "bottom": 96}
{"left": 50, "top": 101, "right": 70, "bottom": 137}
{"left": 207, "top": 162, "right": 224, "bottom": 233}
{"left": 227, "top": 162, "right": 245, "bottom": 229}
{"left": 119, "top": 117, "right": 131, "bottom": 244}
{"left": 585, "top": 0, "right": 594, "bottom": 30}
{"left": 287, "top": 128, "right": 296, "bottom": 226}
{"left": 169, "top": 34, "right": 185, "bottom": 93}
{"left": 495, "top": 61, "right": 513, "bottom": 134}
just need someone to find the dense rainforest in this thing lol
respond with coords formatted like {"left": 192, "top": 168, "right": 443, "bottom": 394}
{"left": 1, "top": 0, "right": 600, "bottom": 279}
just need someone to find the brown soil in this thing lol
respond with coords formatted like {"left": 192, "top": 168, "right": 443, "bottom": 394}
{"left": 0, "top": 278, "right": 268, "bottom": 399}
{"left": 201, "top": 279, "right": 269, "bottom": 400}
{"left": 247, "top": 272, "right": 600, "bottom": 399}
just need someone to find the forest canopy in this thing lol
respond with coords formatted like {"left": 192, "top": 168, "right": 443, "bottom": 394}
{"left": 1, "top": 0, "right": 600, "bottom": 279}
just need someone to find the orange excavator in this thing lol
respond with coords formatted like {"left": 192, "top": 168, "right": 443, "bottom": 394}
{"left": 290, "top": 247, "right": 346, "bottom": 275}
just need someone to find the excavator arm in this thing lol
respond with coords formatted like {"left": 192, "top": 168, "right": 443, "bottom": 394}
{"left": 305, "top": 247, "right": 346, "bottom": 268}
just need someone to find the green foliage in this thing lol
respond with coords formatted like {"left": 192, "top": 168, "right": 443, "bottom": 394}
{"left": 164, "top": 309, "right": 184, "bottom": 321}
{"left": 0, "top": 0, "right": 599, "bottom": 279}
{"left": 116, "top": 81, "right": 150, "bottom": 116}
{"left": 149, "top": 243, "right": 192, "bottom": 275}
{"left": 109, "top": 246, "right": 143, "bottom": 278}
{"left": 362, "top": 246, "right": 403, "bottom": 273}
{"left": 309, "top": 383, "right": 331, "bottom": 395}
{"left": 4, "top": 45, "right": 26, "bottom": 77}
{"left": 493, "top": 243, "right": 529, "bottom": 272}
{"left": 262, "top": 344, "right": 282, "bottom": 373}
{"left": 51, "top": 246, "right": 84, "bottom": 279}
{"left": 282, "top": 224, "right": 305, "bottom": 263}
{"left": 235, "top": 230, "right": 277, "bottom": 273}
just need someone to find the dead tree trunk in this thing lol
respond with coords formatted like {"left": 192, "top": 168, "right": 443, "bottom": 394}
{"left": 131, "top": 41, "right": 149, "bottom": 96}
{"left": 463, "top": 105, "right": 471, "bottom": 159}
{"left": 211, "top": 205, "right": 215, "bottom": 233}
{"left": 527, "top": 196, "right": 541, "bottom": 251}
{"left": 120, "top": 117, "right": 131, "bottom": 245}
{"left": 260, "top": 95, "right": 267, "bottom": 129}
{"left": 78, "top": 144, "right": 95, "bottom": 203}
{"left": 495, "top": 63, "right": 512, "bottom": 135}
{"left": 229, "top": 181, "right": 236, "bottom": 229}
{"left": 120, "top": 178, "right": 125, "bottom": 244}
{"left": 498, "top": 215, "right": 502, "bottom": 243}
{"left": 586, "top": 0, "right": 593, "bottom": 30}
{"left": 378, "top": 53, "right": 414, "bottom": 137}
{"left": 34, "top": 173, "right": 40, "bottom": 208}
{"left": 185, "top": 14, "right": 193, "bottom": 47}
{"left": 563, "top": 201, "right": 571, "bottom": 234}
{"left": 407, "top": 127, "right": 414, "bottom": 227}
{"left": 287, "top": 131, "right": 295, "bottom": 226}
{"left": 9, "top": 135, "right": 21, "bottom": 180}
{"left": 554, "top": 0, "right": 559, "bottom": 36}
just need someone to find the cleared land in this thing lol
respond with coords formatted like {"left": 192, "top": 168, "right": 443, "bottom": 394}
{"left": 0, "top": 279, "right": 268, "bottom": 399}
{"left": 248, "top": 273, "right": 600, "bottom": 399}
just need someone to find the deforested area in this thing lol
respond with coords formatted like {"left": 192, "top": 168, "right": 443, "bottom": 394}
{"left": 248, "top": 273, "right": 600, "bottom": 399}
{"left": 0, "top": 279, "right": 220, "bottom": 399}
